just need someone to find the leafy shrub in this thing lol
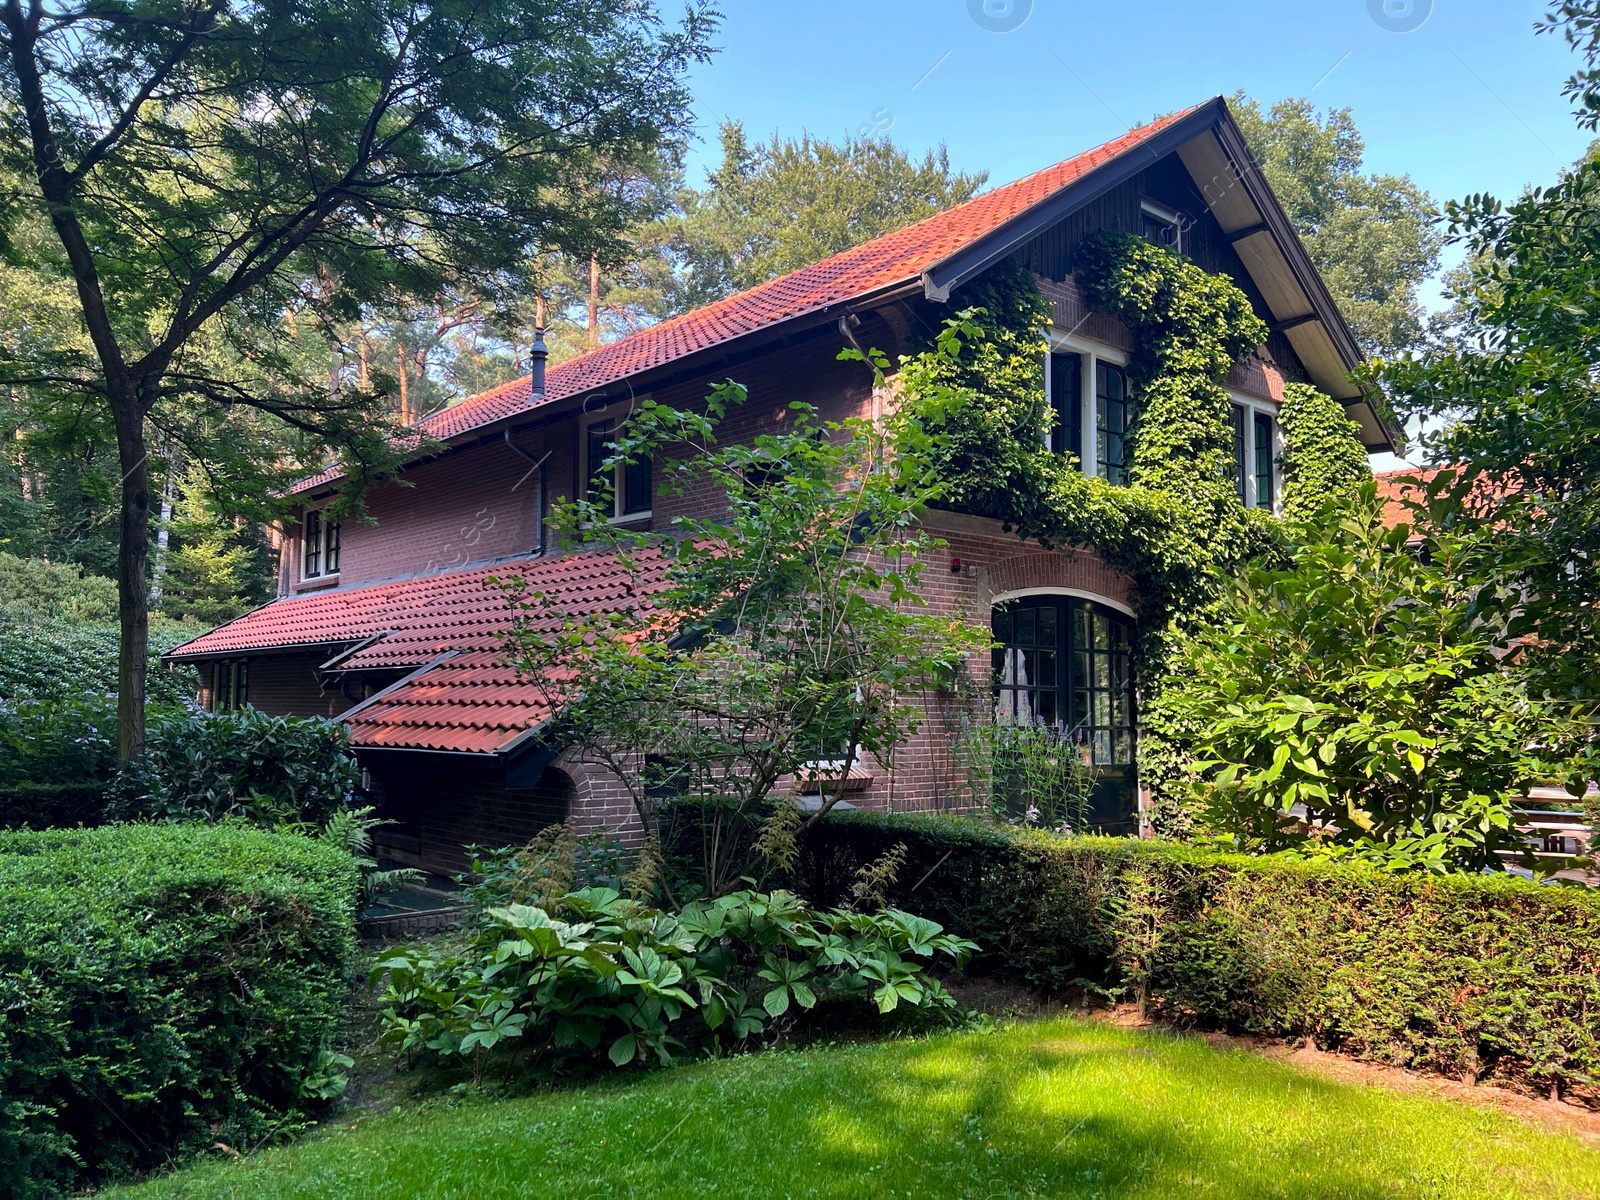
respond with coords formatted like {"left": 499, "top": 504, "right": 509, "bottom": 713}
{"left": 375, "top": 886, "right": 975, "bottom": 1080}
{"left": 109, "top": 705, "right": 360, "bottom": 827}
{"left": 0, "top": 611, "right": 198, "bottom": 705}
{"left": 783, "top": 809, "right": 1600, "bottom": 1100}
{"left": 0, "top": 552, "right": 119, "bottom": 623}
{"left": 0, "top": 695, "right": 118, "bottom": 788}
{"left": 1161, "top": 483, "right": 1585, "bottom": 872}
{"left": 0, "top": 824, "right": 359, "bottom": 1197}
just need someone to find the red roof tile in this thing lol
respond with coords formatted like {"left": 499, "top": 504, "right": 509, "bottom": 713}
{"left": 166, "top": 547, "right": 675, "bottom": 753}
{"left": 290, "top": 108, "right": 1199, "bottom": 495}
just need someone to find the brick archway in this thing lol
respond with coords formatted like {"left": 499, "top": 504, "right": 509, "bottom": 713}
{"left": 980, "top": 550, "right": 1134, "bottom": 613}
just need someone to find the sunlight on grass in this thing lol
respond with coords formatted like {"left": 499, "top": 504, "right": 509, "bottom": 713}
{"left": 110, "top": 1017, "right": 1600, "bottom": 1199}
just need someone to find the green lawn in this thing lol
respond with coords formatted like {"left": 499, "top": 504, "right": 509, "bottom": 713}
{"left": 112, "top": 1017, "right": 1599, "bottom": 1199}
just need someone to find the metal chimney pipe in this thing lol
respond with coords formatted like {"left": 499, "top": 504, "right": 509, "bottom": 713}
{"left": 529, "top": 325, "right": 548, "bottom": 401}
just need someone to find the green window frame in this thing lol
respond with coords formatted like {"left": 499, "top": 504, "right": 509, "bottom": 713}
{"left": 1095, "top": 362, "right": 1131, "bottom": 486}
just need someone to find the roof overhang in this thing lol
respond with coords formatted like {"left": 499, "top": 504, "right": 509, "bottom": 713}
{"left": 920, "top": 96, "right": 1398, "bottom": 453}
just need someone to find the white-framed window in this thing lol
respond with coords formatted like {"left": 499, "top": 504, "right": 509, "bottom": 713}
{"left": 301, "top": 508, "right": 341, "bottom": 580}
{"left": 1045, "top": 333, "right": 1132, "bottom": 485}
{"left": 585, "top": 413, "right": 653, "bottom": 521}
{"left": 212, "top": 659, "right": 249, "bottom": 712}
{"left": 1140, "top": 199, "right": 1184, "bottom": 254}
{"left": 1227, "top": 393, "right": 1281, "bottom": 511}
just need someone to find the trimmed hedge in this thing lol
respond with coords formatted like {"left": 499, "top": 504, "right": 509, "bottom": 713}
{"left": 678, "top": 805, "right": 1600, "bottom": 1098}
{"left": 0, "top": 824, "right": 360, "bottom": 1197}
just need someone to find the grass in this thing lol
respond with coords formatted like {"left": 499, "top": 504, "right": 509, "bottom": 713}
{"left": 112, "top": 1017, "right": 1600, "bottom": 1200}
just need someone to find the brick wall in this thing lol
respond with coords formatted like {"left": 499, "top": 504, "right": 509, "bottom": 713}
{"left": 197, "top": 652, "right": 343, "bottom": 718}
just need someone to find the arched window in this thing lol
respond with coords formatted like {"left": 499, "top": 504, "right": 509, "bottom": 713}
{"left": 992, "top": 595, "right": 1137, "bottom": 830}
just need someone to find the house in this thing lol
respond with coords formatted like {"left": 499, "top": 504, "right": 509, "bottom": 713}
{"left": 165, "top": 97, "right": 1394, "bottom": 875}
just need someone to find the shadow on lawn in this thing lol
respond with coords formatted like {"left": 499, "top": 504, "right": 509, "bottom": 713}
{"left": 784, "top": 1027, "right": 1483, "bottom": 1199}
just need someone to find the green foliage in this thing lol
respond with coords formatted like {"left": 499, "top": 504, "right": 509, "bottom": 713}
{"left": 502, "top": 375, "right": 987, "bottom": 897}
{"left": 791, "top": 809, "right": 1600, "bottom": 1097}
{"left": 1374, "top": 147, "right": 1600, "bottom": 709}
{"left": 0, "top": 781, "right": 109, "bottom": 831}
{"left": 0, "top": 614, "right": 199, "bottom": 705}
{"left": 896, "top": 243, "right": 1297, "bottom": 816}
{"left": 0, "top": 551, "right": 118, "bottom": 622}
{"left": 110, "top": 707, "right": 361, "bottom": 828}
{"left": 374, "top": 885, "right": 974, "bottom": 1080}
{"left": 1276, "top": 382, "right": 1371, "bottom": 523}
{"left": 0, "top": 824, "right": 358, "bottom": 1196}
{"left": 659, "top": 121, "right": 986, "bottom": 310}
{"left": 954, "top": 719, "right": 1096, "bottom": 831}
{"left": 1231, "top": 93, "right": 1442, "bottom": 357}
{"left": 1161, "top": 484, "right": 1584, "bottom": 872}
{"left": 320, "top": 805, "right": 426, "bottom": 905}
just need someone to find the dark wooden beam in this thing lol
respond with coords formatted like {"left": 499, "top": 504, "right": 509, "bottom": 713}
{"left": 1225, "top": 222, "right": 1270, "bottom": 243}
{"left": 1273, "top": 313, "right": 1320, "bottom": 334}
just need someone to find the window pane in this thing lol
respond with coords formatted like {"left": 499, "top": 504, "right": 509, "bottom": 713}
{"left": 1113, "top": 730, "right": 1133, "bottom": 765}
{"left": 1072, "top": 650, "right": 1090, "bottom": 691}
{"left": 303, "top": 511, "right": 321, "bottom": 578}
{"left": 324, "top": 521, "right": 340, "bottom": 574}
{"left": 1049, "top": 352, "right": 1082, "bottom": 463}
{"left": 1254, "top": 413, "right": 1274, "bottom": 509}
{"left": 992, "top": 607, "right": 1012, "bottom": 644}
{"left": 1016, "top": 607, "right": 1035, "bottom": 646}
{"left": 1094, "top": 611, "right": 1111, "bottom": 650}
{"left": 1229, "top": 406, "right": 1247, "bottom": 503}
{"left": 1037, "top": 649, "right": 1058, "bottom": 688}
{"left": 586, "top": 420, "right": 614, "bottom": 507}
{"left": 237, "top": 661, "right": 249, "bottom": 708}
{"left": 1038, "top": 605, "right": 1058, "bottom": 645}
{"left": 623, "top": 452, "right": 652, "bottom": 515}
{"left": 1036, "top": 692, "right": 1055, "bottom": 726}
{"left": 1094, "top": 729, "right": 1113, "bottom": 764}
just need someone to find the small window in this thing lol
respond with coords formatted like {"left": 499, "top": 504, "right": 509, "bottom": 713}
{"left": 1140, "top": 201, "right": 1183, "bottom": 254}
{"left": 586, "top": 417, "right": 652, "bottom": 520}
{"left": 1049, "top": 352, "right": 1082, "bottom": 464}
{"left": 1254, "top": 412, "right": 1275, "bottom": 510}
{"left": 1095, "top": 362, "right": 1131, "bottom": 486}
{"left": 301, "top": 509, "right": 341, "bottom": 580}
{"left": 211, "top": 660, "right": 249, "bottom": 712}
{"left": 1229, "top": 406, "right": 1248, "bottom": 504}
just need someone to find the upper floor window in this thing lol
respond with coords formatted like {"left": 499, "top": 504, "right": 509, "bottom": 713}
{"left": 1229, "top": 405, "right": 1248, "bottom": 505}
{"left": 1254, "top": 412, "right": 1275, "bottom": 509}
{"left": 586, "top": 416, "right": 652, "bottom": 520}
{"left": 1140, "top": 200, "right": 1184, "bottom": 254}
{"left": 302, "top": 509, "right": 341, "bottom": 580}
{"left": 1228, "top": 401, "right": 1278, "bottom": 510}
{"left": 1096, "top": 361, "right": 1132, "bottom": 486}
{"left": 1048, "top": 351, "right": 1082, "bottom": 463}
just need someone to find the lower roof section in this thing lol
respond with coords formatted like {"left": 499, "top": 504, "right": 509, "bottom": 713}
{"left": 164, "top": 546, "right": 675, "bottom": 754}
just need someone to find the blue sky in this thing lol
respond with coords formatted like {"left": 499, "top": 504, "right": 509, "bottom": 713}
{"left": 679, "top": 2, "right": 1593, "bottom": 466}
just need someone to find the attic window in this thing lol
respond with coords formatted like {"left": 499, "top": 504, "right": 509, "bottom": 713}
{"left": 1140, "top": 200, "right": 1184, "bottom": 254}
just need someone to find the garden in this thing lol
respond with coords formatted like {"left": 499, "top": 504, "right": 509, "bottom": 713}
{"left": 6, "top": 0, "right": 1600, "bottom": 1196}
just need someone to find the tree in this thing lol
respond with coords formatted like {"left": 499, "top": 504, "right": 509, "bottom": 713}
{"left": 0, "top": 0, "right": 716, "bottom": 758}
{"left": 499, "top": 347, "right": 986, "bottom": 898}
{"left": 1231, "top": 94, "right": 1443, "bottom": 357}
{"left": 1374, "top": 5, "right": 1600, "bottom": 710}
{"left": 1164, "top": 484, "right": 1584, "bottom": 874}
{"left": 660, "top": 121, "right": 987, "bottom": 310}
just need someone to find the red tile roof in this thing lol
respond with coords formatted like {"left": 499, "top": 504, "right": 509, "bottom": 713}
{"left": 290, "top": 108, "right": 1199, "bottom": 495}
{"left": 1374, "top": 468, "right": 1431, "bottom": 530}
{"left": 166, "top": 547, "right": 675, "bottom": 753}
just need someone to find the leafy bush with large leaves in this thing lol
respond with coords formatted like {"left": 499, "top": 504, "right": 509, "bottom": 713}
{"left": 375, "top": 887, "right": 975, "bottom": 1079}
{"left": 110, "top": 705, "right": 360, "bottom": 827}
{"left": 1161, "top": 483, "right": 1586, "bottom": 872}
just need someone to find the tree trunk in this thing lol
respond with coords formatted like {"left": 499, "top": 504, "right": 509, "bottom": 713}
{"left": 397, "top": 343, "right": 410, "bottom": 424}
{"left": 147, "top": 445, "right": 179, "bottom": 607}
{"left": 588, "top": 253, "right": 600, "bottom": 348}
{"left": 113, "top": 385, "right": 150, "bottom": 762}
